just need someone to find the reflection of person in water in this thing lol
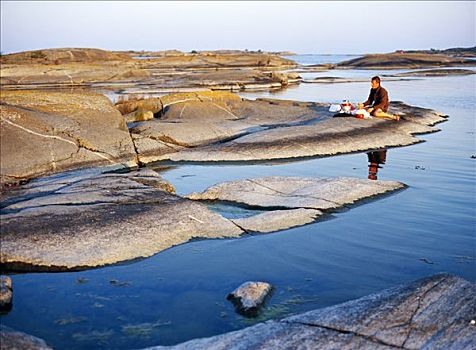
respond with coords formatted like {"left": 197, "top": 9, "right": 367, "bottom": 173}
{"left": 367, "top": 150, "right": 387, "bottom": 180}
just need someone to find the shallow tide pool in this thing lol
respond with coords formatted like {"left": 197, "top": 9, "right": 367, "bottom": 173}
{"left": 1, "top": 56, "right": 475, "bottom": 349}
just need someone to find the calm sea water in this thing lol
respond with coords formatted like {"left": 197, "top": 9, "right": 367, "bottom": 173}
{"left": 1, "top": 55, "right": 475, "bottom": 349}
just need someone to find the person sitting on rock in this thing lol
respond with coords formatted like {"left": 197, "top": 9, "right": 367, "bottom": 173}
{"left": 358, "top": 76, "right": 400, "bottom": 121}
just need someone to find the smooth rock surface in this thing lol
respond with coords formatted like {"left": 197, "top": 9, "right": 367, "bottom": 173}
{"left": 1, "top": 48, "right": 297, "bottom": 91}
{"left": 153, "top": 101, "right": 447, "bottom": 163}
{"left": 147, "top": 274, "right": 476, "bottom": 350}
{"left": 1, "top": 173, "right": 404, "bottom": 272}
{"left": 0, "top": 169, "right": 242, "bottom": 271}
{"left": 129, "top": 93, "right": 332, "bottom": 164}
{"left": 231, "top": 208, "right": 322, "bottom": 233}
{"left": 0, "top": 276, "right": 13, "bottom": 312}
{"left": 188, "top": 177, "right": 405, "bottom": 210}
{"left": 0, "top": 325, "right": 53, "bottom": 350}
{"left": 227, "top": 281, "right": 273, "bottom": 316}
{"left": 0, "top": 90, "right": 138, "bottom": 185}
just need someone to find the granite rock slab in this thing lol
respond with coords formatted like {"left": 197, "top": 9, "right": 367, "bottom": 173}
{"left": 0, "top": 169, "right": 242, "bottom": 271}
{"left": 0, "top": 325, "right": 53, "bottom": 350}
{"left": 0, "top": 90, "right": 138, "bottom": 185}
{"left": 152, "top": 100, "right": 447, "bottom": 163}
{"left": 188, "top": 176, "right": 405, "bottom": 210}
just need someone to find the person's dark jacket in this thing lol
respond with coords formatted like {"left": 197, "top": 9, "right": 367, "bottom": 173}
{"left": 364, "top": 86, "right": 389, "bottom": 112}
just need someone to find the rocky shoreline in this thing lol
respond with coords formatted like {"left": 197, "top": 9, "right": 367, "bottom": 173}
{"left": 2, "top": 274, "right": 474, "bottom": 349}
{"left": 0, "top": 171, "right": 404, "bottom": 271}
{"left": 0, "top": 48, "right": 300, "bottom": 92}
{"left": 147, "top": 274, "right": 476, "bottom": 350}
{"left": 0, "top": 89, "right": 447, "bottom": 186}
{"left": 0, "top": 47, "right": 472, "bottom": 349}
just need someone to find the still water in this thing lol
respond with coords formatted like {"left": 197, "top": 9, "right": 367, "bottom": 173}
{"left": 1, "top": 56, "right": 475, "bottom": 349}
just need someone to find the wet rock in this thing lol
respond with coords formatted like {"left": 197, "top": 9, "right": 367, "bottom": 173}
{"left": 0, "top": 168, "right": 242, "bottom": 271}
{"left": 146, "top": 274, "right": 475, "bottom": 350}
{"left": 231, "top": 208, "right": 322, "bottom": 233}
{"left": 188, "top": 177, "right": 405, "bottom": 211}
{"left": 227, "top": 282, "right": 273, "bottom": 316}
{"left": 0, "top": 90, "right": 138, "bottom": 185}
{"left": 0, "top": 276, "right": 13, "bottom": 312}
{"left": 0, "top": 325, "right": 52, "bottom": 350}
{"left": 152, "top": 100, "right": 446, "bottom": 163}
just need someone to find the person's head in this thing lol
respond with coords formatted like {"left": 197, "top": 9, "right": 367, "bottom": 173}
{"left": 371, "top": 76, "right": 381, "bottom": 89}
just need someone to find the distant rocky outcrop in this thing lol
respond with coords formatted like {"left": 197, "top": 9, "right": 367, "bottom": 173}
{"left": 395, "top": 46, "right": 476, "bottom": 57}
{"left": 335, "top": 52, "right": 476, "bottom": 69}
{"left": 0, "top": 90, "right": 138, "bottom": 185}
{"left": 384, "top": 68, "right": 476, "bottom": 77}
{"left": 0, "top": 48, "right": 148, "bottom": 86}
{"left": 120, "top": 49, "right": 186, "bottom": 57}
{"left": 146, "top": 274, "right": 476, "bottom": 350}
{"left": 134, "top": 52, "right": 297, "bottom": 69}
{"left": 0, "top": 48, "right": 133, "bottom": 65}
{"left": 1, "top": 48, "right": 298, "bottom": 91}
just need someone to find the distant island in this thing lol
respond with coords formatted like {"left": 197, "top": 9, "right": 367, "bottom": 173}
{"left": 394, "top": 46, "right": 476, "bottom": 57}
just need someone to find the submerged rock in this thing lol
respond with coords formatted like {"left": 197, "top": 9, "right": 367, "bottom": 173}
{"left": 146, "top": 274, "right": 476, "bottom": 349}
{"left": 0, "top": 325, "right": 52, "bottom": 350}
{"left": 227, "top": 282, "right": 273, "bottom": 316}
{"left": 0, "top": 90, "right": 138, "bottom": 185}
{"left": 0, "top": 169, "right": 242, "bottom": 271}
{"left": 0, "top": 276, "right": 13, "bottom": 312}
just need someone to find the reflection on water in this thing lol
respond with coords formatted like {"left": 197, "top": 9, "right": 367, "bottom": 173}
{"left": 367, "top": 150, "right": 387, "bottom": 180}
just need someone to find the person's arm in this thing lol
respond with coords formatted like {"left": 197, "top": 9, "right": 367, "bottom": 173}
{"left": 372, "top": 88, "right": 388, "bottom": 111}
{"left": 362, "top": 89, "right": 374, "bottom": 107}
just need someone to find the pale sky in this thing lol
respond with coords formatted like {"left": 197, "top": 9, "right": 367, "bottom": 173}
{"left": 1, "top": 1, "right": 475, "bottom": 54}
